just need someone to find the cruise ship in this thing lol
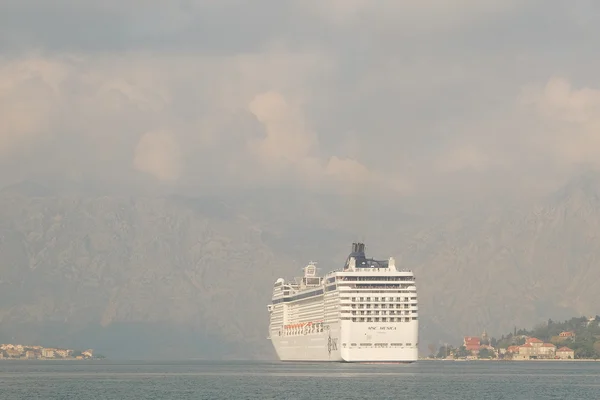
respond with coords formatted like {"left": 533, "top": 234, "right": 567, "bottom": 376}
{"left": 267, "top": 243, "right": 418, "bottom": 362}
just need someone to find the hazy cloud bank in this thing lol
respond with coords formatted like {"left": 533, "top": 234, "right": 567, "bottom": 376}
{"left": 1, "top": 0, "right": 600, "bottom": 204}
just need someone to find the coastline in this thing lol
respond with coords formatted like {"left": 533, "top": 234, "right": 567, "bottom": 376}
{"left": 0, "top": 358, "right": 103, "bottom": 361}
{"left": 420, "top": 358, "right": 600, "bottom": 362}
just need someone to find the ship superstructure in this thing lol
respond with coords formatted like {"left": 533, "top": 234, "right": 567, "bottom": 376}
{"left": 267, "top": 243, "right": 418, "bottom": 362}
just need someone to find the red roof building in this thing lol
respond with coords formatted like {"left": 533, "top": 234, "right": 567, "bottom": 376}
{"left": 556, "top": 346, "right": 575, "bottom": 359}
{"left": 507, "top": 346, "right": 519, "bottom": 353}
{"left": 463, "top": 336, "right": 481, "bottom": 352}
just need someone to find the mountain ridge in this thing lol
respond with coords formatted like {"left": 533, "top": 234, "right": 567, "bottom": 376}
{"left": 1, "top": 172, "right": 600, "bottom": 358}
{"left": 403, "top": 172, "right": 600, "bottom": 345}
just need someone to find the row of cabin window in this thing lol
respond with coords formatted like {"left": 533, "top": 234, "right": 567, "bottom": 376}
{"left": 337, "top": 276, "right": 415, "bottom": 281}
{"left": 350, "top": 343, "right": 413, "bottom": 347}
{"left": 347, "top": 296, "right": 417, "bottom": 302}
{"left": 342, "top": 288, "right": 417, "bottom": 292}
{"left": 349, "top": 310, "right": 416, "bottom": 316}
{"left": 350, "top": 304, "right": 416, "bottom": 309}
{"left": 349, "top": 317, "right": 417, "bottom": 322}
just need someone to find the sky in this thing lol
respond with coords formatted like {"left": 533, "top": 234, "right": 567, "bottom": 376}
{"left": 1, "top": 0, "right": 600, "bottom": 206}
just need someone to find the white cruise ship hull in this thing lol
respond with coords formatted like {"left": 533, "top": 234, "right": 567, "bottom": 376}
{"left": 271, "top": 324, "right": 343, "bottom": 361}
{"left": 271, "top": 321, "right": 418, "bottom": 362}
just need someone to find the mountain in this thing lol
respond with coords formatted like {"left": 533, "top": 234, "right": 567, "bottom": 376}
{"left": 0, "top": 187, "right": 289, "bottom": 359}
{"left": 0, "top": 182, "right": 425, "bottom": 359}
{"left": 1, "top": 172, "right": 600, "bottom": 358}
{"left": 402, "top": 172, "right": 600, "bottom": 345}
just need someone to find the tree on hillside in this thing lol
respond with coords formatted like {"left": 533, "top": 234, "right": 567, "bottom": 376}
{"left": 574, "top": 343, "right": 596, "bottom": 359}
{"left": 588, "top": 320, "right": 600, "bottom": 334}
{"left": 515, "top": 336, "right": 526, "bottom": 346}
{"left": 593, "top": 341, "right": 600, "bottom": 357}
{"left": 478, "top": 348, "right": 494, "bottom": 359}
{"left": 454, "top": 346, "right": 470, "bottom": 358}
{"left": 437, "top": 345, "right": 454, "bottom": 359}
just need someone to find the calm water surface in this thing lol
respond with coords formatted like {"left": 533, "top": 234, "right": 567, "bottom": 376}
{"left": 0, "top": 360, "right": 598, "bottom": 399}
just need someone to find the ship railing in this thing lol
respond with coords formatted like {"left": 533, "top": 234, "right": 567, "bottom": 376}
{"left": 326, "top": 268, "right": 414, "bottom": 274}
{"left": 325, "top": 269, "right": 343, "bottom": 276}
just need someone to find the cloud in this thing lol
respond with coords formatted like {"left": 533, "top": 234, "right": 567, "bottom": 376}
{"left": 0, "top": 49, "right": 347, "bottom": 189}
{"left": 521, "top": 77, "right": 600, "bottom": 125}
{"left": 1, "top": 0, "right": 600, "bottom": 205}
{"left": 302, "top": 0, "right": 522, "bottom": 31}
{"left": 0, "top": 57, "right": 65, "bottom": 156}
{"left": 325, "top": 156, "right": 371, "bottom": 182}
{"left": 248, "top": 91, "right": 318, "bottom": 166}
{"left": 133, "top": 131, "right": 182, "bottom": 181}
{"left": 519, "top": 77, "right": 600, "bottom": 166}
{"left": 246, "top": 90, "right": 401, "bottom": 192}
{"left": 0, "top": 1, "right": 296, "bottom": 54}
{"left": 435, "top": 144, "right": 492, "bottom": 173}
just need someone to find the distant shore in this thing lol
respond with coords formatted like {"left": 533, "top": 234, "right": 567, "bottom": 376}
{"left": 0, "top": 357, "right": 103, "bottom": 361}
{"left": 420, "top": 358, "right": 600, "bottom": 362}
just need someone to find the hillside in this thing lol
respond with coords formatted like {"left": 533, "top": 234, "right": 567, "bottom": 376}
{"left": 1, "top": 172, "right": 600, "bottom": 358}
{"left": 0, "top": 183, "right": 425, "bottom": 359}
{"left": 0, "top": 187, "right": 290, "bottom": 359}
{"left": 402, "top": 172, "right": 600, "bottom": 345}
{"left": 493, "top": 316, "right": 600, "bottom": 359}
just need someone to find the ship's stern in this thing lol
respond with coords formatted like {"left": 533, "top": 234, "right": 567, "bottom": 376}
{"left": 340, "top": 320, "right": 418, "bottom": 362}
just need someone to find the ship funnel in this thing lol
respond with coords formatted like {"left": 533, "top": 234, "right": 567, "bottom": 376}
{"left": 352, "top": 242, "right": 365, "bottom": 254}
{"left": 345, "top": 242, "right": 367, "bottom": 269}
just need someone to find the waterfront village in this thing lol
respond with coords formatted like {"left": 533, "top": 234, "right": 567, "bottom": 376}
{"left": 0, "top": 344, "right": 96, "bottom": 360}
{"left": 452, "top": 331, "right": 576, "bottom": 360}
{"left": 430, "top": 316, "right": 600, "bottom": 360}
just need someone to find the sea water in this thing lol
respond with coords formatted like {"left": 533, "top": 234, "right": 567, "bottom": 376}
{"left": 0, "top": 359, "right": 598, "bottom": 399}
